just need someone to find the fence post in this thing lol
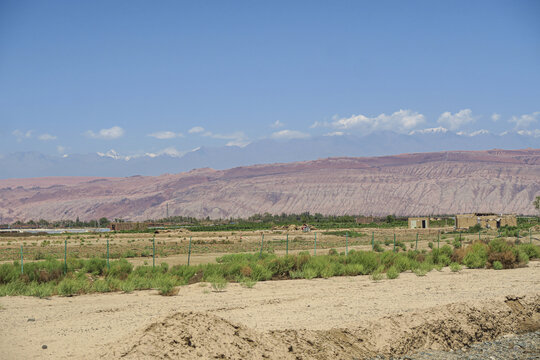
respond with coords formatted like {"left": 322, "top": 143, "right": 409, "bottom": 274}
{"left": 107, "top": 238, "right": 110, "bottom": 270}
{"left": 437, "top": 231, "right": 440, "bottom": 249}
{"left": 393, "top": 233, "right": 396, "bottom": 251}
{"left": 371, "top": 232, "right": 374, "bottom": 251}
{"left": 286, "top": 234, "right": 289, "bottom": 256}
{"left": 530, "top": 228, "right": 532, "bottom": 244}
{"left": 187, "top": 236, "right": 192, "bottom": 266}
{"left": 259, "top": 233, "right": 264, "bottom": 256}
{"left": 517, "top": 230, "right": 519, "bottom": 244}
{"left": 20, "top": 245, "right": 23, "bottom": 274}
{"left": 416, "top": 233, "right": 418, "bottom": 250}
{"left": 314, "top": 232, "right": 317, "bottom": 255}
{"left": 346, "top": 232, "right": 348, "bottom": 256}
{"left": 152, "top": 235, "right": 156, "bottom": 268}
{"left": 479, "top": 230, "right": 481, "bottom": 242}
{"left": 64, "top": 239, "right": 67, "bottom": 274}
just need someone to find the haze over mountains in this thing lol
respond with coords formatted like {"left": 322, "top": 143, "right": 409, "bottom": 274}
{"left": 0, "top": 149, "right": 539, "bottom": 223}
{"left": 1, "top": 131, "right": 539, "bottom": 178}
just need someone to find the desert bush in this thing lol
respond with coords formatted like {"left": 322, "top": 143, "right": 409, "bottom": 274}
{"left": 106, "top": 259, "right": 133, "bottom": 280}
{"left": 373, "top": 243, "right": 384, "bottom": 252}
{"left": 347, "top": 251, "right": 379, "bottom": 273}
{"left": 83, "top": 258, "right": 107, "bottom": 276}
{"left": 518, "top": 244, "right": 540, "bottom": 259}
{"left": 451, "top": 247, "right": 466, "bottom": 263}
{"left": 414, "top": 262, "right": 432, "bottom": 276}
{"left": 250, "top": 264, "right": 272, "bottom": 281}
{"left": 464, "top": 252, "right": 486, "bottom": 268}
{"left": 463, "top": 242, "right": 488, "bottom": 269}
{"left": 440, "top": 245, "right": 453, "bottom": 258}
{"left": 0, "top": 263, "right": 20, "bottom": 284}
{"left": 386, "top": 266, "right": 399, "bottom": 279}
{"left": 488, "top": 251, "right": 517, "bottom": 269}
{"left": 120, "top": 280, "right": 135, "bottom": 293}
{"left": 289, "top": 270, "right": 303, "bottom": 279}
{"left": 26, "top": 282, "right": 54, "bottom": 298}
{"left": 208, "top": 275, "right": 227, "bottom": 292}
{"left": 493, "top": 261, "right": 503, "bottom": 270}
{"left": 489, "top": 238, "right": 512, "bottom": 253}
{"left": 393, "top": 255, "right": 411, "bottom": 272}
{"left": 169, "top": 265, "right": 197, "bottom": 284}
{"left": 449, "top": 262, "right": 462, "bottom": 272}
{"left": 517, "top": 250, "right": 529, "bottom": 265}
{"left": 428, "top": 242, "right": 433, "bottom": 249}
{"left": 267, "top": 256, "right": 296, "bottom": 277}
{"left": 240, "top": 278, "right": 257, "bottom": 288}
{"left": 343, "top": 263, "right": 364, "bottom": 276}
{"left": 301, "top": 267, "right": 318, "bottom": 279}
{"left": 157, "top": 276, "right": 178, "bottom": 296}
{"left": 57, "top": 278, "right": 87, "bottom": 296}
{"left": 370, "top": 266, "right": 384, "bottom": 281}
{"left": 92, "top": 279, "right": 111, "bottom": 293}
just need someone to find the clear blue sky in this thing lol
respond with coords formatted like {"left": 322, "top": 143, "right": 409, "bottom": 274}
{"left": 1, "top": 0, "right": 539, "bottom": 158}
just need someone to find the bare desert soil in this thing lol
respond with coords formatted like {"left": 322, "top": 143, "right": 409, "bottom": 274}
{"left": 1, "top": 261, "right": 539, "bottom": 359}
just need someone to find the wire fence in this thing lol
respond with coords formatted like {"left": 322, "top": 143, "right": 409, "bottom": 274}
{"left": 4, "top": 227, "right": 539, "bottom": 274}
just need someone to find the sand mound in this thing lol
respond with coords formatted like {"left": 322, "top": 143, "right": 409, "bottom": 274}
{"left": 102, "top": 312, "right": 292, "bottom": 359}
{"left": 102, "top": 295, "right": 540, "bottom": 359}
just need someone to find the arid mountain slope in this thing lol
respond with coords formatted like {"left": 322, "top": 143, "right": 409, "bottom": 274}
{"left": 0, "top": 149, "right": 539, "bottom": 222}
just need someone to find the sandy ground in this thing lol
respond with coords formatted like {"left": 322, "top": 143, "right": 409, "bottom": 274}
{"left": 0, "top": 262, "right": 540, "bottom": 359}
{"left": 1, "top": 262, "right": 539, "bottom": 359}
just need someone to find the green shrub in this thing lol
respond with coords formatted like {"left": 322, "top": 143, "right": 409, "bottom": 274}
{"left": 370, "top": 266, "right": 384, "bottom": 281}
{"left": 26, "top": 282, "right": 54, "bottom": 298}
{"left": 517, "top": 250, "right": 529, "bottom": 265}
{"left": 57, "top": 278, "right": 87, "bottom": 296}
{"left": 157, "top": 276, "right": 178, "bottom": 296}
{"left": 440, "top": 245, "right": 453, "bottom": 258}
{"left": 250, "top": 264, "right": 272, "bottom": 281}
{"left": 347, "top": 251, "right": 380, "bottom": 273}
{"left": 301, "top": 267, "right": 318, "bottom": 279}
{"left": 489, "top": 238, "right": 512, "bottom": 253}
{"left": 518, "top": 244, "right": 540, "bottom": 259}
{"left": 208, "top": 276, "right": 227, "bottom": 292}
{"left": 493, "top": 261, "right": 503, "bottom": 270}
{"left": 0, "top": 263, "right": 19, "bottom": 284}
{"left": 240, "top": 278, "right": 257, "bottom": 288}
{"left": 463, "top": 243, "right": 488, "bottom": 269}
{"left": 449, "top": 262, "right": 462, "bottom": 272}
{"left": 92, "top": 279, "right": 111, "bottom": 293}
{"left": 289, "top": 270, "right": 303, "bottom": 279}
{"left": 170, "top": 265, "right": 197, "bottom": 284}
{"left": 464, "top": 252, "right": 486, "bottom": 268}
{"left": 83, "top": 258, "right": 107, "bottom": 276}
{"left": 343, "top": 263, "right": 364, "bottom": 276}
{"left": 120, "top": 280, "right": 135, "bottom": 293}
{"left": 106, "top": 259, "right": 133, "bottom": 279}
{"left": 373, "top": 243, "right": 384, "bottom": 252}
{"left": 386, "top": 266, "right": 399, "bottom": 279}
{"left": 428, "top": 242, "right": 433, "bottom": 249}
{"left": 414, "top": 262, "right": 432, "bottom": 276}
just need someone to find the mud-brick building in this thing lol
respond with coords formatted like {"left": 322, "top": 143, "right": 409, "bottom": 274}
{"left": 109, "top": 222, "right": 148, "bottom": 231}
{"left": 455, "top": 213, "right": 517, "bottom": 230}
{"left": 408, "top": 217, "right": 429, "bottom": 229}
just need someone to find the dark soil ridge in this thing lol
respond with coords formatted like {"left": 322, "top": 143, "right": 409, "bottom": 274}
{"left": 101, "top": 294, "right": 540, "bottom": 359}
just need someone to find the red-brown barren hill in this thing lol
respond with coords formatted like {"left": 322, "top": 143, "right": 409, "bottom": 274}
{"left": 0, "top": 149, "right": 539, "bottom": 222}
